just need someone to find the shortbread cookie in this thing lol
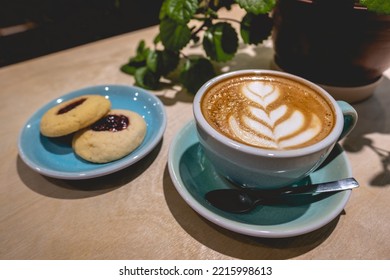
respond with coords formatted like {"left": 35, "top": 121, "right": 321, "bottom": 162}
{"left": 72, "top": 109, "right": 147, "bottom": 163}
{"left": 40, "top": 95, "right": 111, "bottom": 137}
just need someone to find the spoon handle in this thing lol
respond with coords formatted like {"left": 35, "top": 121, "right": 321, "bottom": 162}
{"left": 280, "top": 177, "right": 359, "bottom": 196}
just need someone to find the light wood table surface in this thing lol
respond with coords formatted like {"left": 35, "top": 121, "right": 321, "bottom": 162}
{"left": 1, "top": 12, "right": 389, "bottom": 260}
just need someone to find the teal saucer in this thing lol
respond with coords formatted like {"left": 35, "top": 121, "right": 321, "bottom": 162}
{"left": 168, "top": 120, "right": 352, "bottom": 238}
{"left": 18, "top": 85, "right": 166, "bottom": 179}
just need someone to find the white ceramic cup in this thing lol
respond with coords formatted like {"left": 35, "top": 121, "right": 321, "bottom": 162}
{"left": 193, "top": 69, "right": 358, "bottom": 190}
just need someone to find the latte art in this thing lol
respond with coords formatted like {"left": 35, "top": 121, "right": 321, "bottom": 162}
{"left": 229, "top": 81, "right": 322, "bottom": 149}
{"left": 201, "top": 74, "right": 335, "bottom": 150}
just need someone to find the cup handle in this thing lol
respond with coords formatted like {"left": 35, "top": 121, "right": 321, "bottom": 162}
{"left": 337, "top": 100, "right": 358, "bottom": 140}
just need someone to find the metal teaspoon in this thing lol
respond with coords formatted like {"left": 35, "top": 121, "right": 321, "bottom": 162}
{"left": 205, "top": 177, "right": 359, "bottom": 213}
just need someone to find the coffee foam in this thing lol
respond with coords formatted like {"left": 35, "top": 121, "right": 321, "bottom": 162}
{"left": 201, "top": 74, "right": 335, "bottom": 150}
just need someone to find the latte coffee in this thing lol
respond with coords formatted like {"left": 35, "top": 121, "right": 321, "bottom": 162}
{"left": 201, "top": 73, "right": 335, "bottom": 150}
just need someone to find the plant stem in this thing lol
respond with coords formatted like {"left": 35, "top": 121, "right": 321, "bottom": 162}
{"left": 217, "top": 17, "right": 241, "bottom": 24}
{"left": 192, "top": 22, "right": 208, "bottom": 37}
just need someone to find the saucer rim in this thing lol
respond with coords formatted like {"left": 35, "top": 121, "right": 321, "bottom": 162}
{"left": 168, "top": 120, "right": 352, "bottom": 238}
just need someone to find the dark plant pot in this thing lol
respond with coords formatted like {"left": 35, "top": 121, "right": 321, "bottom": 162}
{"left": 272, "top": 0, "right": 390, "bottom": 102}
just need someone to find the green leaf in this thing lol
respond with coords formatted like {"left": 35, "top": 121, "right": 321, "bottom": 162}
{"left": 180, "top": 58, "right": 216, "bottom": 94}
{"left": 360, "top": 0, "right": 390, "bottom": 15}
{"left": 120, "top": 63, "right": 138, "bottom": 75}
{"left": 146, "top": 49, "right": 180, "bottom": 76}
{"left": 120, "top": 41, "right": 149, "bottom": 75}
{"left": 136, "top": 40, "right": 147, "bottom": 55}
{"left": 159, "top": 0, "right": 169, "bottom": 20}
{"left": 131, "top": 40, "right": 150, "bottom": 65}
{"left": 146, "top": 50, "right": 159, "bottom": 73}
{"left": 160, "top": 18, "right": 191, "bottom": 51}
{"left": 165, "top": 0, "right": 198, "bottom": 24}
{"left": 159, "top": 50, "right": 180, "bottom": 75}
{"left": 203, "top": 22, "right": 238, "bottom": 62}
{"left": 153, "top": 33, "right": 161, "bottom": 45}
{"left": 240, "top": 13, "right": 273, "bottom": 45}
{"left": 134, "top": 67, "right": 161, "bottom": 90}
{"left": 235, "top": 0, "right": 276, "bottom": 15}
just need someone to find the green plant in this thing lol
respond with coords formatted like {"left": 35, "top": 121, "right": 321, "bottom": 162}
{"left": 120, "top": 0, "right": 390, "bottom": 94}
{"left": 360, "top": 0, "right": 390, "bottom": 14}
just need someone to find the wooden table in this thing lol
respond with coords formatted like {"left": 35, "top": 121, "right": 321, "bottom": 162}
{"left": 1, "top": 14, "right": 389, "bottom": 260}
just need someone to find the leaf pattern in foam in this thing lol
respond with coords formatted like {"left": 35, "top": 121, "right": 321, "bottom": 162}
{"left": 243, "top": 81, "right": 279, "bottom": 108}
{"left": 229, "top": 81, "right": 322, "bottom": 149}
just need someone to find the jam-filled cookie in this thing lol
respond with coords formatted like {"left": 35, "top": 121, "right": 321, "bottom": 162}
{"left": 72, "top": 109, "right": 147, "bottom": 163}
{"left": 40, "top": 95, "right": 111, "bottom": 137}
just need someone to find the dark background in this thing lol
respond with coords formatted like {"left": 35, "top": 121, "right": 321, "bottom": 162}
{"left": 0, "top": 0, "right": 162, "bottom": 67}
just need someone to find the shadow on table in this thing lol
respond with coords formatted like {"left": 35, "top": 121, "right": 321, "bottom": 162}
{"left": 17, "top": 139, "right": 163, "bottom": 199}
{"left": 163, "top": 166, "right": 341, "bottom": 260}
{"left": 343, "top": 75, "right": 390, "bottom": 187}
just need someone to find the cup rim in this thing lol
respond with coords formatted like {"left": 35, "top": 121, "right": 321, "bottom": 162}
{"left": 193, "top": 69, "right": 344, "bottom": 158}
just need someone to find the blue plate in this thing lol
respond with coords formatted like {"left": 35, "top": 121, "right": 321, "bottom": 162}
{"left": 168, "top": 121, "right": 353, "bottom": 238}
{"left": 18, "top": 85, "right": 166, "bottom": 179}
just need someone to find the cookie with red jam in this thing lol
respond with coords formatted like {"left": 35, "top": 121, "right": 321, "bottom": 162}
{"left": 72, "top": 109, "right": 147, "bottom": 163}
